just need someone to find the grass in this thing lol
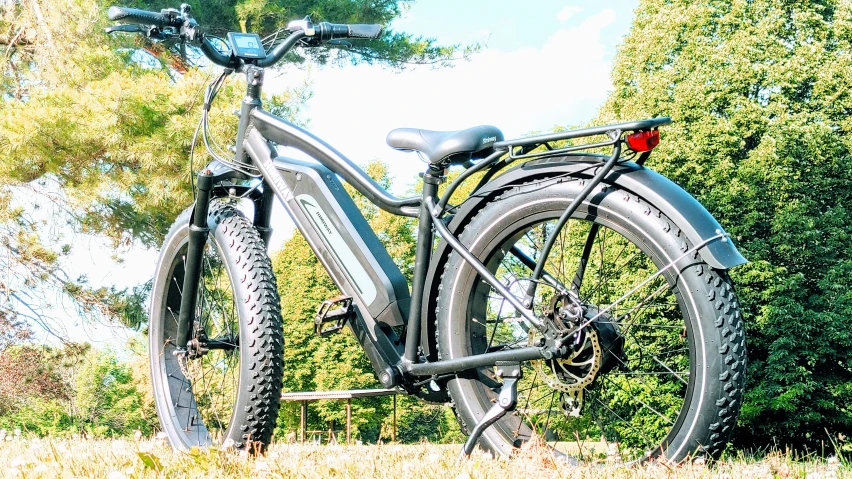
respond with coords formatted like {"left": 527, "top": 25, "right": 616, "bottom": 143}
{"left": 0, "top": 438, "right": 848, "bottom": 478}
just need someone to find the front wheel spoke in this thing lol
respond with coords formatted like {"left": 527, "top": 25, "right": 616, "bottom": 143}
{"left": 200, "top": 256, "right": 222, "bottom": 334}
{"left": 167, "top": 307, "right": 179, "bottom": 328}
{"left": 172, "top": 276, "right": 184, "bottom": 297}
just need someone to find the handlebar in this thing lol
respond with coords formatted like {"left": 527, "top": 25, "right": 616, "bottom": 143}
{"left": 107, "top": 6, "right": 182, "bottom": 28}
{"left": 106, "top": 5, "right": 382, "bottom": 70}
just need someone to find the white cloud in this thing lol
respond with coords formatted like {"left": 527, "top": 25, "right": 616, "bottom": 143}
{"left": 270, "top": 8, "right": 616, "bottom": 189}
{"left": 557, "top": 5, "right": 584, "bottom": 22}
{"left": 263, "top": 8, "right": 617, "bottom": 249}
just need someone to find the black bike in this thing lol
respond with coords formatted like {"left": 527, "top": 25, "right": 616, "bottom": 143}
{"left": 108, "top": 4, "right": 747, "bottom": 462}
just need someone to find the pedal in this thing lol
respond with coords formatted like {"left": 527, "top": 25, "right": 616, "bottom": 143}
{"left": 314, "top": 296, "right": 354, "bottom": 337}
{"left": 461, "top": 361, "right": 521, "bottom": 457}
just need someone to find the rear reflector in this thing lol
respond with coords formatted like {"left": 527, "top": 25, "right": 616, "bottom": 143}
{"left": 626, "top": 130, "right": 660, "bottom": 152}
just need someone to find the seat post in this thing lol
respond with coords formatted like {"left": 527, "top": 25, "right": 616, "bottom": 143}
{"left": 404, "top": 163, "right": 446, "bottom": 364}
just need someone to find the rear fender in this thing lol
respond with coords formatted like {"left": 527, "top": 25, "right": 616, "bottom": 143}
{"left": 419, "top": 155, "right": 747, "bottom": 360}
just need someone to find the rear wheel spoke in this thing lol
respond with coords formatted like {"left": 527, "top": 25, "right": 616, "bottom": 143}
{"left": 459, "top": 218, "right": 693, "bottom": 458}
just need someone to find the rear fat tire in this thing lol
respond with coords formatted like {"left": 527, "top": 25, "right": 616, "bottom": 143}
{"left": 149, "top": 203, "right": 284, "bottom": 451}
{"left": 436, "top": 178, "right": 746, "bottom": 461}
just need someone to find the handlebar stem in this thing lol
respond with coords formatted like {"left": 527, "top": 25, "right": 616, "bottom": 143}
{"left": 233, "top": 66, "right": 265, "bottom": 164}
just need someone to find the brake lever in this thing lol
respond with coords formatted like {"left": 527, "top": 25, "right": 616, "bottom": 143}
{"left": 327, "top": 39, "right": 352, "bottom": 48}
{"left": 298, "top": 36, "right": 322, "bottom": 47}
{"left": 105, "top": 24, "right": 144, "bottom": 34}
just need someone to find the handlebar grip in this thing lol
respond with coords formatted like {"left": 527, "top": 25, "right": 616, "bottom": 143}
{"left": 348, "top": 24, "right": 383, "bottom": 39}
{"left": 317, "top": 22, "right": 382, "bottom": 40}
{"left": 107, "top": 6, "right": 181, "bottom": 28}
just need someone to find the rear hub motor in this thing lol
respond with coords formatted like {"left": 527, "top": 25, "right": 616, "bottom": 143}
{"left": 532, "top": 294, "right": 627, "bottom": 416}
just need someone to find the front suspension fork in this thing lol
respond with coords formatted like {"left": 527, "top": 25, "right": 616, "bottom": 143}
{"left": 176, "top": 171, "right": 214, "bottom": 349}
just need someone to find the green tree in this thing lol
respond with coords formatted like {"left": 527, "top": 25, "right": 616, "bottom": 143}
{"left": 0, "top": 316, "right": 68, "bottom": 424}
{"left": 0, "top": 338, "right": 158, "bottom": 438}
{"left": 0, "top": 0, "right": 459, "bottom": 334}
{"left": 73, "top": 348, "right": 157, "bottom": 437}
{"left": 597, "top": 0, "right": 852, "bottom": 449}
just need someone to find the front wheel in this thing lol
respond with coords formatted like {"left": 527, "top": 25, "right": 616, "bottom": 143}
{"left": 436, "top": 178, "right": 746, "bottom": 462}
{"left": 149, "top": 202, "right": 284, "bottom": 451}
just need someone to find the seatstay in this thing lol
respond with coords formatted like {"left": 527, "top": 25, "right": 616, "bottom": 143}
{"left": 419, "top": 155, "right": 748, "bottom": 361}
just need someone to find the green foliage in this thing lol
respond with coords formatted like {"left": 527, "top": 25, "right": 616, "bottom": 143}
{"left": 598, "top": 0, "right": 852, "bottom": 448}
{"left": 73, "top": 349, "right": 156, "bottom": 437}
{"left": 126, "top": 0, "right": 465, "bottom": 68}
{"left": 0, "top": 342, "right": 157, "bottom": 438}
{"left": 0, "top": 398, "right": 74, "bottom": 437}
{"left": 391, "top": 396, "right": 464, "bottom": 444}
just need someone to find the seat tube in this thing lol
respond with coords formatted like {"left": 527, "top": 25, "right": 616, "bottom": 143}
{"left": 404, "top": 164, "right": 444, "bottom": 364}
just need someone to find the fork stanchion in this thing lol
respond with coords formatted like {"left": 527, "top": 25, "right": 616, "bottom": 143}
{"left": 176, "top": 170, "right": 213, "bottom": 350}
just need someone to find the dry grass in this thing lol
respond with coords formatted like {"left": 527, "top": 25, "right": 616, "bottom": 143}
{"left": 0, "top": 438, "right": 848, "bottom": 478}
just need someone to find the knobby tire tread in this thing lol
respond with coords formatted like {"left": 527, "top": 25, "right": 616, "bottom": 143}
{"left": 434, "top": 177, "right": 746, "bottom": 461}
{"left": 209, "top": 204, "right": 284, "bottom": 450}
{"left": 153, "top": 203, "right": 283, "bottom": 452}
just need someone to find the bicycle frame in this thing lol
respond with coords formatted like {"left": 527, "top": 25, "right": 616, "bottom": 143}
{"left": 178, "top": 65, "right": 743, "bottom": 392}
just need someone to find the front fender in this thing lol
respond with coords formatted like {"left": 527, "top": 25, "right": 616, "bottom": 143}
{"left": 420, "top": 155, "right": 747, "bottom": 360}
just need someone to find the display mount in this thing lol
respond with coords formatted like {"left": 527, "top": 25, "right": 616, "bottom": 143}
{"left": 226, "top": 32, "right": 266, "bottom": 60}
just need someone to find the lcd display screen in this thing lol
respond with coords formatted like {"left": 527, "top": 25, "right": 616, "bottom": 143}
{"left": 234, "top": 35, "right": 259, "bottom": 50}
{"left": 227, "top": 32, "right": 266, "bottom": 59}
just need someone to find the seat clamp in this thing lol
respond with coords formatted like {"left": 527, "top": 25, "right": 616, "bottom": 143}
{"left": 423, "top": 173, "right": 445, "bottom": 185}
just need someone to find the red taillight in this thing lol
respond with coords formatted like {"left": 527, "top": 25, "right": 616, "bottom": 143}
{"left": 626, "top": 130, "right": 660, "bottom": 152}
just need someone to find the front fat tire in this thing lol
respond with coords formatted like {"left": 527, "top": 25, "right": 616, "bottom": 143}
{"left": 436, "top": 179, "right": 746, "bottom": 462}
{"left": 149, "top": 202, "right": 284, "bottom": 451}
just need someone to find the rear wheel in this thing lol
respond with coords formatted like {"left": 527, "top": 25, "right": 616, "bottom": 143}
{"left": 436, "top": 178, "right": 745, "bottom": 462}
{"left": 149, "top": 202, "right": 283, "bottom": 451}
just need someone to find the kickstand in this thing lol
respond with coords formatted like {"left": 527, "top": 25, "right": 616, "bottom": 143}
{"left": 460, "top": 361, "right": 521, "bottom": 458}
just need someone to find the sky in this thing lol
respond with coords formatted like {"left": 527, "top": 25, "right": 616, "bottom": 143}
{"left": 37, "top": 0, "right": 640, "bottom": 345}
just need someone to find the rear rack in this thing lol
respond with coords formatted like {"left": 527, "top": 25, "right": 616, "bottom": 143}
{"left": 493, "top": 117, "right": 671, "bottom": 161}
